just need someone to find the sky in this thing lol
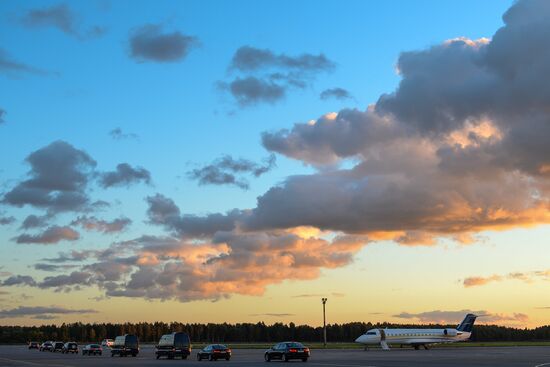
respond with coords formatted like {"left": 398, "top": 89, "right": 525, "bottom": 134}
{"left": 1, "top": 0, "right": 550, "bottom": 328}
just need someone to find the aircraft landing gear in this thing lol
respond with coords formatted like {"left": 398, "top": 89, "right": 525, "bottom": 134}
{"left": 413, "top": 345, "right": 420, "bottom": 350}
{"left": 423, "top": 345, "right": 430, "bottom": 350}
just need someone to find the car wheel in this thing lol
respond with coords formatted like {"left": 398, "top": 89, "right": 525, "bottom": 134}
{"left": 156, "top": 354, "right": 160, "bottom": 359}
{"left": 225, "top": 357, "right": 230, "bottom": 361}
{"left": 265, "top": 353, "right": 271, "bottom": 362}
{"left": 132, "top": 353, "right": 137, "bottom": 357}
{"left": 197, "top": 354, "right": 202, "bottom": 361}
{"left": 182, "top": 355, "right": 188, "bottom": 360}
{"left": 99, "top": 352, "right": 102, "bottom": 356}
{"left": 209, "top": 354, "right": 214, "bottom": 361}
{"left": 283, "top": 354, "right": 289, "bottom": 362}
{"left": 111, "top": 352, "right": 115, "bottom": 357}
{"left": 302, "top": 357, "right": 308, "bottom": 362}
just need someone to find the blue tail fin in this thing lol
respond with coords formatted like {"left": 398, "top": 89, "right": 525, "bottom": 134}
{"left": 456, "top": 314, "right": 477, "bottom": 333}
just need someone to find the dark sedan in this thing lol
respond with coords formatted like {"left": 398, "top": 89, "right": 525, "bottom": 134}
{"left": 264, "top": 342, "right": 310, "bottom": 362}
{"left": 39, "top": 341, "right": 53, "bottom": 352}
{"left": 82, "top": 344, "right": 103, "bottom": 356}
{"left": 62, "top": 342, "right": 78, "bottom": 354}
{"left": 51, "top": 342, "right": 64, "bottom": 352}
{"left": 196, "top": 344, "right": 231, "bottom": 361}
{"left": 28, "top": 342, "right": 40, "bottom": 350}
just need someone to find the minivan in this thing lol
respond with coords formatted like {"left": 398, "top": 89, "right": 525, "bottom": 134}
{"left": 155, "top": 332, "right": 191, "bottom": 360}
{"left": 110, "top": 334, "right": 139, "bottom": 357}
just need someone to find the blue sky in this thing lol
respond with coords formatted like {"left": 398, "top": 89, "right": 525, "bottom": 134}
{"left": 5, "top": 0, "right": 550, "bottom": 327}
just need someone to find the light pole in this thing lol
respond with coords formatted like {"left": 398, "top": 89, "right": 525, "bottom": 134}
{"left": 321, "top": 298, "right": 327, "bottom": 347}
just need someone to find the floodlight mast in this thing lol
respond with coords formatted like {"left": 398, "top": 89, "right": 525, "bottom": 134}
{"left": 322, "top": 298, "right": 328, "bottom": 347}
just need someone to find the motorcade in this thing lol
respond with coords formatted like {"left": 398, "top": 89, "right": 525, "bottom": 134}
{"left": 39, "top": 341, "right": 53, "bottom": 351}
{"left": 101, "top": 339, "right": 114, "bottom": 348}
{"left": 82, "top": 344, "right": 103, "bottom": 356}
{"left": 28, "top": 341, "right": 40, "bottom": 349}
{"left": 51, "top": 342, "right": 64, "bottom": 353}
{"left": 111, "top": 334, "right": 139, "bottom": 357}
{"left": 61, "top": 342, "right": 78, "bottom": 354}
{"left": 196, "top": 344, "right": 231, "bottom": 361}
{"left": 264, "top": 342, "right": 310, "bottom": 362}
{"left": 155, "top": 332, "right": 191, "bottom": 360}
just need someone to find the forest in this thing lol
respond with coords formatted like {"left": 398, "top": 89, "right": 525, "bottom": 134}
{"left": 1, "top": 321, "right": 550, "bottom": 344}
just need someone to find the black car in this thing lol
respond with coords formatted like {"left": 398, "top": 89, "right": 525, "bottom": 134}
{"left": 51, "top": 342, "right": 64, "bottom": 353}
{"left": 28, "top": 342, "right": 40, "bottom": 349}
{"left": 196, "top": 344, "right": 231, "bottom": 361}
{"left": 264, "top": 342, "right": 310, "bottom": 362}
{"left": 39, "top": 341, "right": 53, "bottom": 351}
{"left": 155, "top": 332, "right": 191, "bottom": 360}
{"left": 62, "top": 342, "right": 78, "bottom": 354}
{"left": 111, "top": 334, "right": 139, "bottom": 357}
{"left": 82, "top": 344, "right": 103, "bottom": 356}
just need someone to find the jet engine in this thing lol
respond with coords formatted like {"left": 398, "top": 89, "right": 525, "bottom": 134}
{"left": 443, "top": 328, "right": 457, "bottom": 337}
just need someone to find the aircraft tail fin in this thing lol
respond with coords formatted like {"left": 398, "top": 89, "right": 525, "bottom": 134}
{"left": 456, "top": 314, "right": 478, "bottom": 333}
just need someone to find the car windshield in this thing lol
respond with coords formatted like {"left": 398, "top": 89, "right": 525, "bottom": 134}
{"left": 213, "top": 345, "right": 227, "bottom": 349}
{"left": 286, "top": 342, "right": 305, "bottom": 348}
{"left": 90, "top": 344, "right": 100, "bottom": 348}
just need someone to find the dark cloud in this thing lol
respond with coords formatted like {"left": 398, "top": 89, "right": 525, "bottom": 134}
{"left": 320, "top": 87, "right": 353, "bottom": 101}
{"left": 109, "top": 127, "right": 138, "bottom": 140}
{"left": 0, "top": 215, "right": 15, "bottom": 225}
{"left": 223, "top": 46, "right": 335, "bottom": 106}
{"left": 128, "top": 24, "right": 198, "bottom": 63}
{"left": 187, "top": 154, "right": 276, "bottom": 189}
{"left": 71, "top": 216, "right": 131, "bottom": 233}
{"left": 0, "top": 48, "right": 50, "bottom": 77}
{"left": 20, "top": 214, "right": 49, "bottom": 229}
{"left": 20, "top": 3, "right": 106, "bottom": 39}
{"left": 146, "top": 194, "right": 242, "bottom": 238}
{"left": 99, "top": 163, "right": 151, "bottom": 188}
{"left": 0, "top": 305, "right": 97, "bottom": 319}
{"left": 38, "top": 271, "right": 92, "bottom": 289}
{"left": 33, "top": 263, "right": 78, "bottom": 272}
{"left": 230, "top": 46, "right": 334, "bottom": 72}
{"left": 2, "top": 140, "right": 96, "bottom": 213}
{"left": 42, "top": 250, "right": 94, "bottom": 263}
{"left": 1, "top": 275, "right": 37, "bottom": 287}
{"left": 14, "top": 226, "right": 80, "bottom": 244}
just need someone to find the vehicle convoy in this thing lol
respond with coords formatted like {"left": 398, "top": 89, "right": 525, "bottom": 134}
{"left": 355, "top": 313, "right": 478, "bottom": 350}
{"left": 51, "top": 342, "right": 64, "bottom": 352}
{"left": 111, "top": 334, "right": 139, "bottom": 357}
{"left": 39, "top": 341, "right": 53, "bottom": 351}
{"left": 28, "top": 342, "right": 39, "bottom": 349}
{"left": 82, "top": 344, "right": 103, "bottom": 356}
{"left": 155, "top": 332, "right": 191, "bottom": 360}
{"left": 197, "top": 344, "right": 231, "bottom": 361}
{"left": 62, "top": 342, "right": 78, "bottom": 354}
{"left": 101, "top": 339, "right": 114, "bottom": 348}
{"left": 264, "top": 342, "right": 310, "bottom": 362}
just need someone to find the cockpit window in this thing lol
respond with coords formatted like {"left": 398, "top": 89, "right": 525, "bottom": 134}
{"left": 366, "top": 332, "right": 376, "bottom": 335}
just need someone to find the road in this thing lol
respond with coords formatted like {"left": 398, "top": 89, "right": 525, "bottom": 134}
{"left": 1, "top": 345, "right": 550, "bottom": 367}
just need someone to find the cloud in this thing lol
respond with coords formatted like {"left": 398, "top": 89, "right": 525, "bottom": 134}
{"left": 1, "top": 275, "right": 37, "bottom": 287}
{"left": 128, "top": 24, "right": 198, "bottom": 63}
{"left": 222, "top": 46, "right": 335, "bottom": 106}
{"left": 99, "top": 163, "right": 151, "bottom": 188}
{"left": 463, "top": 270, "right": 550, "bottom": 287}
{"left": 320, "top": 87, "right": 353, "bottom": 101}
{"left": 394, "top": 310, "right": 529, "bottom": 325}
{"left": 0, "top": 215, "right": 15, "bottom": 225}
{"left": 0, "top": 108, "right": 6, "bottom": 124}
{"left": 20, "top": 3, "right": 106, "bottom": 39}
{"left": 33, "top": 263, "right": 78, "bottom": 272}
{"left": 2, "top": 141, "right": 96, "bottom": 214}
{"left": 38, "top": 271, "right": 92, "bottom": 290}
{"left": 230, "top": 46, "right": 334, "bottom": 72}
{"left": 20, "top": 214, "right": 49, "bottom": 229}
{"left": 0, "top": 48, "right": 50, "bottom": 77}
{"left": 14, "top": 226, "right": 80, "bottom": 244}
{"left": 146, "top": 194, "right": 243, "bottom": 238}
{"left": 71, "top": 216, "right": 131, "bottom": 233}
{"left": 0, "top": 305, "right": 97, "bottom": 319}
{"left": 109, "top": 127, "right": 138, "bottom": 140}
{"left": 187, "top": 154, "right": 276, "bottom": 190}
{"left": 42, "top": 250, "right": 94, "bottom": 263}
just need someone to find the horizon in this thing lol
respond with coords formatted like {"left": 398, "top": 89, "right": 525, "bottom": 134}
{"left": 2, "top": 0, "right": 550, "bottom": 330}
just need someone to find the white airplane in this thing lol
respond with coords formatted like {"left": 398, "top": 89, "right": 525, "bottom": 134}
{"left": 355, "top": 313, "right": 477, "bottom": 350}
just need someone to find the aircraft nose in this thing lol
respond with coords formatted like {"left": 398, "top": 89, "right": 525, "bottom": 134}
{"left": 355, "top": 335, "right": 367, "bottom": 344}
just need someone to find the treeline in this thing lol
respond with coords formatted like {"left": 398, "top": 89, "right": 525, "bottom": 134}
{"left": 1, "top": 321, "right": 550, "bottom": 344}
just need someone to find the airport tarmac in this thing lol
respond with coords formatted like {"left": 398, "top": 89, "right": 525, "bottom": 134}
{"left": 1, "top": 345, "right": 550, "bottom": 367}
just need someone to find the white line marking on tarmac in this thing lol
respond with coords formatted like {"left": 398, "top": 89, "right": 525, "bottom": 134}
{"left": 534, "top": 363, "right": 550, "bottom": 367}
{"left": 0, "top": 358, "right": 75, "bottom": 367}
